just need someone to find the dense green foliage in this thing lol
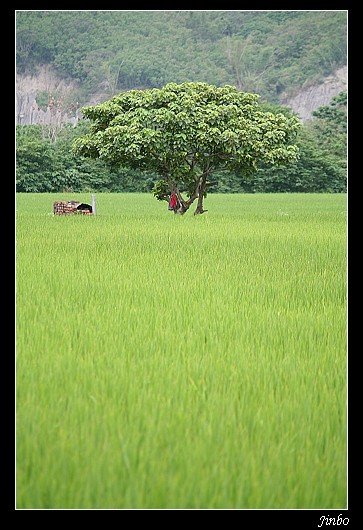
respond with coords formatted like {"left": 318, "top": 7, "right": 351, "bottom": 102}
{"left": 16, "top": 193, "right": 346, "bottom": 508}
{"left": 16, "top": 10, "right": 347, "bottom": 104}
{"left": 73, "top": 82, "right": 300, "bottom": 213}
{"left": 16, "top": 123, "right": 156, "bottom": 193}
{"left": 16, "top": 92, "right": 347, "bottom": 194}
{"left": 249, "top": 92, "right": 347, "bottom": 192}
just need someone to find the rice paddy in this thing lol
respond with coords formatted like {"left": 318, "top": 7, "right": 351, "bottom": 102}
{"left": 16, "top": 192, "right": 347, "bottom": 509}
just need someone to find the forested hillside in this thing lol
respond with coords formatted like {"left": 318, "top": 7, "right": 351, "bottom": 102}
{"left": 16, "top": 10, "right": 347, "bottom": 194}
{"left": 17, "top": 10, "right": 347, "bottom": 106}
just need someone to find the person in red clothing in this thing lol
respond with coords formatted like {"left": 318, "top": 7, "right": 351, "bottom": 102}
{"left": 168, "top": 192, "right": 179, "bottom": 212}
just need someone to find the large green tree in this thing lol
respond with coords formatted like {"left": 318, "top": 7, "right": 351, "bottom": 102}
{"left": 74, "top": 82, "right": 300, "bottom": 214}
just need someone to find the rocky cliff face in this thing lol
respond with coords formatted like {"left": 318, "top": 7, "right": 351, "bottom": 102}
{"left": 16, "top": 65, "right": 347, "bottom": 126}
{"left": 280, "top": 66, "right": 347, "bottom": 121}
{"left": 16, "top": 65, "right": 81, "bottom": 126}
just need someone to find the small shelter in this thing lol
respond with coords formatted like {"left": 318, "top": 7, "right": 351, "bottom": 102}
{"left": 53, "top": 200, "right": 93, "bottom": 215}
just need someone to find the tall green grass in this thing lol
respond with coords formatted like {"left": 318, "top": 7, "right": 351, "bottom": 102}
{"left": 16, "top": 193, "right": 347, "bottom": 509}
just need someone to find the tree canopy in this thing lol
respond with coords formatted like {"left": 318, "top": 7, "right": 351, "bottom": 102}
{"left": 73, "top": 82, "right": 300, "bottom": 213}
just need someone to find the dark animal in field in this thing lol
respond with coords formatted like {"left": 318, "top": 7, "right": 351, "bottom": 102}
{"left": 76, "top": 203, "right": 93, "bottom": 213}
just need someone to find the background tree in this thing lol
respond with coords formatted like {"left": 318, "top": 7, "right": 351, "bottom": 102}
{"left": 73, "top": 82, "right": 300, "bottom": 214}
{"left": 16, "top": 123, "right": 159, "bottom": 193}
{"left": 16, "top": 125, "right": 56, "bottom": 192}
{"left": 311, "top": 91, "right": 347, "bottom": 163}
{"left": 224, "top": 36, "right": 277, "bottom": 93}
{"left": 251, "top": 126, "right": 346, "bottom": 193}
{"left": 226, "top": 96, "right": 347, "bottom": 193}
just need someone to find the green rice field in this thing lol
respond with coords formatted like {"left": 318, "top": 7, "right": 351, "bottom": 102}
{"left": 16, "top": 193, "right": 347, "bottom": 509}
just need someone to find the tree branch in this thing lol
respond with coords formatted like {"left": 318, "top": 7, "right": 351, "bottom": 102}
{"left": 185, "top": 168, "right": 211, "bottom": 207}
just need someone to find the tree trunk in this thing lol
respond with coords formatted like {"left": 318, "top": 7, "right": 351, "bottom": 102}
{"left": 194, "top": 194, "right": 205, "bottom": 215}
{"left": 172, "top": 185, "right": 189, "bottom": 215}
{"left": 175, "top": 201, "right": 188, "bottom": 215}
{"left": 165, "top": 173, "right": 209, "bottom": 215}
{"left": 194, "top": 175, "right": 208, "bottom": 215}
